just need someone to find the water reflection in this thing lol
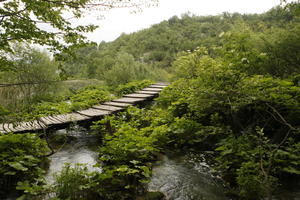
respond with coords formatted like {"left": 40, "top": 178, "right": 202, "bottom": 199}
{"left": 45, "top": 127, "right": 101, "bottom": 183}
{"left": 148, "top": 153, "right": 228, "bottom": 200}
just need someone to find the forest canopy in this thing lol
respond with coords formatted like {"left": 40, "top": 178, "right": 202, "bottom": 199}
{"left": 0, "top": 0, "right": 157, "bottom": 71}
{"left": 0, "top": 1, "right": 300, "bottom": 200}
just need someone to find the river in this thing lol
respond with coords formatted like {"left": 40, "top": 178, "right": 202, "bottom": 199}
{"left": 148, "top": 152, "right": 228, "bottom": 200}
{"left": 45, "top": 127, "right": 102, "bottom": 183}
{"left": 31, "top": 126, "right": 300, "bottom": 200}
{"left": 46, "top": 127, "right": 228, "bottom": 200}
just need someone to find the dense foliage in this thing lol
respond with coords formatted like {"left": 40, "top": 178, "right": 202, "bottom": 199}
{"left": 0, "top": 0, "right": 157, "bottom": 71}
{"left": 1, "top": 2, "right": 300, "bottom": 200}
{"left": 159, "top": 65, "right": 300, "bottom": 198}
{"left": 68, "top": 4, "right": 300, "bottom": 199}
{"left": 0, "top": 84, "right": 112, "bottom": 123}
{"left": 61, "top": 5, "right": 299, "bottom": 80}
{"left": 151, "top": 5, "right": 300, "bottom": 198}
{"left": 0, "top": 46, "right": 61, "bottom": 115}
{"left": 115, "top": 80, "right": 154, "bottom": 96}
{"left": 0, "top": 133, "right": 49, "bottom": 198}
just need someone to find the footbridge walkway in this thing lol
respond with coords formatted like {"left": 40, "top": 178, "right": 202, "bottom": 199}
{"left": 0, "top": 83, "right": 169, "bottom": 134}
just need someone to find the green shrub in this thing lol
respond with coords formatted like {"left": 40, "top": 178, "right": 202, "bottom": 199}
{"left": 0, "top": 133, "right": 49, "bottom": 196}
{"left": 115, "top": 80, "right": 154, "bottom": 96}
{"left": 155, "top": 39, "right": 300, "bottom": 199}
{"left": 31, "top": 102, "right": 72, "bottom": 117}
{"left": 70, "top": 88, "right": 111, "bottom": 110}
{"left": 22, "top": 85, "right": 112, "bottom": 119}
{"left": 53, "top": 163, "right": 98, "bottom": 200}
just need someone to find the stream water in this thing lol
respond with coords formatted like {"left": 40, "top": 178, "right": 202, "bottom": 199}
{"left": 44, "top": 128, "right": 300, "bottom": 200}
{"left": 45, "top": 127, "right": 101, "bottom": 183}
{"left": 45, "top": 128, "right": 228, "bottom": 200}
{"left": 148, "top": 153, "right": 228, "bottom": 200}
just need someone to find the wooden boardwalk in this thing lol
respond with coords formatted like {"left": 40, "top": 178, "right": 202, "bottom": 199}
{"left": 0, "top": 83, "right": 168, "bottom": 134}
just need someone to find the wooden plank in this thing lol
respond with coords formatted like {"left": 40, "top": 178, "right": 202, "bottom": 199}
{"left": 14, "top": 122, "right": 29, "bottom": 132}
{"left": 5, "top": 123, "right": 16, "bottom": 132}
{"left": 50, "top": 114, "right": 72, "bottom": 123}
{"left": 68, "top": 113, "right": 91, "bottom": 121}
{"left": 92, "top": 105, "right": 124, "bottom": 112}
{"left": 136, "top": 90, "right": 160, "bottom": 95}
{"left": 2, "top": 123, "right": 9, "bottom": 132}
{"left": 154, "top": 82, "right": 169, "bottom": 86}
{"left": 141, "top": 87, "right": 163, "bottom": 92}
{"left": 48, "top": 116, "right": 65, "bottom": 124}
{"left": 0, "top": 121, "right": 45, "bottom": 133}
{"left": 6, "top": 122, "right": 25, "bottom": 132}
{"left": 11, "top": 123, "right": 24, "bottom": 132}
{"left": 1, "top": 122, "right": 27, "bottom": 133}
{"left": 40, "top": 116, "right": 61, "bottom": 125}
{"left": 0, "top": 124, "right": 5, "bottom": 133}
{"left": 0, "top": 127, "right": 8, "bottom": 133}
{"left": 52, "top": 113, "right": 90, "bottom": 123}
{"left": 38, "top": 120, "right": 47, "bottom": 128}
{"left": 9, "top": 123, "right": 25, "bottom": 132}
{"left": 149, "top": 85, "right": 167, "bottom": 88}
{"left": 22, "top": 122, "right": 33, "bottom": 129}
{"left": 40, "top": 117, "right": 54, "bottom": 125}
{"left": 25, "top": 120, "right": 46, "bottom": 131}
{"left": 4, "top": 123, "right": 16, "bottom": 133}
{"left": 77, "top": 108, "right": 110, "bottom": 117}
{"left": 4, "top": 123, "right": 14, "bottom": 133}
{"left": 51, "top": 115, "right": 69, "bottom": 123}
{"left": 124, "top": 93, "right": 154, "bottom": 98}
{"left": 103, "top": 102, "right": 132, "bottom": 107}
{"left": 112, "top": 97, "right": 146, "bottom": 104}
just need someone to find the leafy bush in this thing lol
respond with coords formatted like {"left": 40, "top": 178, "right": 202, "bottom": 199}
{"left": 155, "top": 36, "right": 300, "bottom": 198}
{"left": 0, "top": 133, "right": 49, "bottom": 197}
{"left": 31, "top": 102, "right": 72, "bottom": 117}
{"left": 99, "top": 124, "right": 158, "bottom": 165}
{"left": 215, "top": 128, "right": 300, "bottom": 199}
{"left": 115, "top": 80, "right": 154, "bottom": 96}
{"left": 22, "top": 85, "right": 112, "bottom": 119}
{"left": 90, "top": 107, "right": 168, "bottom": 198}
{"left": 53, "top": 164, "right": 98, "bottom": 200}
{"left": 70, "top": 87, "right": 111, "bottom": 110}
{"left": 50, "top": 110, "right": 159, "bottom": 199}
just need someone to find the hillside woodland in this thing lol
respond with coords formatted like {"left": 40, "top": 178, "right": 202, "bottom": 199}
{"left": 0, "top": 3, "right": 300, "bottom": 200}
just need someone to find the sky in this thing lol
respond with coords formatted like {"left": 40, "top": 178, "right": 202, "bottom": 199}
{"left": 73, "top": 0, "right": 281, "bottom": 43}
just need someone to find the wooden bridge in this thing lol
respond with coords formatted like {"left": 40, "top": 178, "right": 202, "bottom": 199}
{"left": 0, "top": 83, "right": 169, "bottom": 134}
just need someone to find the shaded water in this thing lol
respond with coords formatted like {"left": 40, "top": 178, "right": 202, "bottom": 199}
{"left": 45, "top": 127, "right": 101, "bottom": 183}
{"left": 148, "top": 153, "right": 228, "bottom": 200}
{"left": 45, "top": 128, "right": 228, "bottom": 199}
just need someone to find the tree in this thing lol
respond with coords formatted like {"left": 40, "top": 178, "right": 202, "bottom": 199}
{"left": 0, "top": 0, "right": 157, "bottom": 71}
{"left": 103, "top": 52, "right": 152, "bottom": 86}
{"left": 0, "top": 44, "right": 60, "bottom": 115}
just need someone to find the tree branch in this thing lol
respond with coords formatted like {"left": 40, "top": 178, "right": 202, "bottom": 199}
{"left": 266, "top": 103, "right": 296, "bottom": 131}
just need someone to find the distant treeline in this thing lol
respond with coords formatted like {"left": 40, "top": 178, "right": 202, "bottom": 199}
{"left": 61, "top": 5, "right": 299, "bottom": 80}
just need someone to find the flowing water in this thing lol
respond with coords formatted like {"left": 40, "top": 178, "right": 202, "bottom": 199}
{"left": 45, "top": 127, "right": 101, "bottom": 183}
{"left": 46, "top": 128, "right": 228, "bottom": 200}
{"left": 148, "top": 152, "right": 228, "bottom": 200}
{"left": 4, "top": 126, "right": 300, "bottom": 200}
{"left": 45, "top": 128, "right": 229, "bottom": 199}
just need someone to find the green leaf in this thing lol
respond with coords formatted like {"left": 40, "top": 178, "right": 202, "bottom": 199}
{"left": 9, "top": 162, "right": 28, "bottom": 171}
{"left": 4, "top": 171, "right": 16, "bottom": 175}
{"left": 283, "top": 167, "right": 300, "bottom": 175}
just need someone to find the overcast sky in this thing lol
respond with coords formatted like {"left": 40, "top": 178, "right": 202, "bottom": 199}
{"left": 73, "top": 0, "right": 281, "bottom": 43}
